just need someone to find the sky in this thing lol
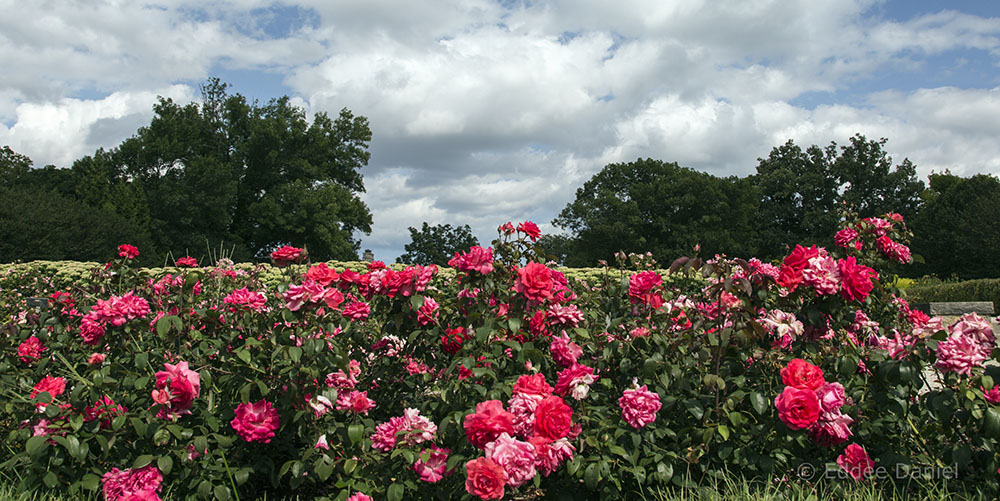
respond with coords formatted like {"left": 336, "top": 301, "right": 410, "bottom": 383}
{"left": 1, "top": 0, "right": 999, "bottom": 262}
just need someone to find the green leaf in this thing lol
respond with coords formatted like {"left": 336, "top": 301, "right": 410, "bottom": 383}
{"left": 633, "top": 465, "right": 646, "bottom": 484}
{"left": 157, "top": 455, "right": 173, "bottom": 475}
{"left": 717, "top": 424, "right": 730, "bottom": 441}
{"left": 198, "top": 481, "right": 213, "bottom": 497}
{"left": 410, "top": 295, "right": 424, "bottom": 311}
{"left": 984, "top": 408, "right": 1000, "bottom": 439}
{"left": 236, "top": 349, "right": 251, "bottom": 364}
{"left": 584, "top": 463, "right": 600, "bottom": 489}
{"left": 750, "top": 392, "right": 769, "bottom": 416}
{"left": 26, "top": 435, "right": 48, "bottom": 456}
{"left": 683, "top": 399, "right": 704, "bottom": 420}
{"left": 80, "top": 474, "right": 100, "bottom": 491}
{"left": 343, "top": 459, "right": 357, "bottom": 474}
{"left": 387, "top": 483, "right": 404, "bottom": 501}
{"left": 133, "top": 454, "right": 154, "bottom": 469}
{"left": 43, "top": 471, "right": 58, "bottom": 488}
{"left": 214, "top": 485, "right": 232, "bottom": 501}
{"left": 289, "top": 346, "right": 302, "bottom": 364}
{"left": 348, "top": 424, "right": 364, "bottom": 444}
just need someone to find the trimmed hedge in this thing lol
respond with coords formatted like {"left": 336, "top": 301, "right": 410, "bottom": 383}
{"left": 905, "top": 278, "right": 1000, "bottom": 313}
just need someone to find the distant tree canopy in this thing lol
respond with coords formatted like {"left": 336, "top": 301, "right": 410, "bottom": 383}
{"left": 910, "top": 172, "right": 1000, "bottom": 280}
{"left": 553, "top": 158, "right": 760, "bottom": 267}
{"left": 554, "top": 135, "right": 928, "bottom": 268}
{"left": 397, "top": 222, "right": 479, "bottom": 266}
{"left": 1, "top": 79, "right": 373, "bottom": 265}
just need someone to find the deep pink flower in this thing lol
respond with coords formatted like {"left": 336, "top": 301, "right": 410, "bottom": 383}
{"left": 223, "top": 287, "right": 267, "bottom": 312}
{"left": 774, "top": 386, "right": 821, "bottom": 430}
{"left": 306, "top": 262, "right": 340, "bottom": 286}
{"left": 175, "top": 256, "right": 198, "bottom": 267}
{"left": 346, "top": 493, "right": 372, "bottom": 501}
{"left": 529, "top": 436, "right": 575, "bottom": 477}
{"left": 533, "top": 395, "right": 573, "bottom": 440}
{"left": 838, "top": 257, "right": 877, "bottom": 302}
{"left": 876, "top": 236, "right": 912, "bottom": 264}
{"left": 85, "top": 396, "right": 127, "bottom": 429}
{"left": 413, "top": 446, "right": 451, "bottom": 483}
{"left": 837, "top": 443, "right": 874, "bottom": 480}
{"left": 283, "top": 280, "right": 324, "bottom": 311}
{"left": 464, "top": 400, "right": 516, "bottom": 449}
{"left": 776, "top": 245, "right": 821, "bottom": 290}
{"left": 618, "top": 384, "right": 662, "bottom": 429}
{"left": 554, "top": 363, "right": 597, "bottom": 400}
{"left": 102, "top": 465, "right": 162, "bottom": 501}
{"left": 549, "top": 330, "right": 583, "bottom": 368}
{"left": 816, "top": 382, "right": 846, "bottom": 412}
{"left": 517, "top": 221, "right": 541, "bottom": 241}
{"left": 152, "top": 361, "right": 201, "bottom": 419}
{"left": 231, "top": 399, "right": 280, "bottom": 443}
{"left": 371, "top": 408, "right": 437, "bottom": 451}
{"left": 834, "top": 228, "right": 860, "bottom": 250}
{"left": 465, "top": 457, "right": 507, "bottom": 500}
{"left": 982, "top": 385, "right": 1000, "bottom": 404}
{"left": 780, "top": 359, "right": 825, "bottom": 391}
{"left": 449, "top": 246, "right": 494, "bottom": 274}
{"left": 31, "top": 376, "right": 66, "bottom": 410}
{"left": 88, "top": 352, "right": 106, "bottom": 365}
{"left": 342, "top": 301, "right": 370, "bottom": 321}
{"left": 17, "top": 336, "right": 46, "bottom": 364}
{"left": 809, "top": 410, "right": 854, "bottom": 446}
{"left": 628, "top": 271, "right": 663, "bottom": 308}
{"left": 117, "top": 244, "right": 139, "bottom": 259}
{"left": 270, "top": 245, "right": 305, "bottom": 266}
{"left": 512, "top": 373, "right": 553, "bottom": 398}
{"left": 935, "top": 334, "right": 987, "bottom": 375}
{"left": 417, "top": 297, "right": 439, "bottom": 326}
{"left": 515, "top": 262, "right": 554, "bottom": 303}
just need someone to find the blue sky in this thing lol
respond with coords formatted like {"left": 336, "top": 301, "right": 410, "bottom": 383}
{"left": 1, "top": 0, "right": 998, "bottom": 261}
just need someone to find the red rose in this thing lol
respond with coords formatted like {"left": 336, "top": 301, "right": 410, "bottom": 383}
{"left": 306, "top": 263, "right": 340, "bottom": 286}
{"left": 515, "top": 263, "right": 553, "bottom": 303}
{"left": 533, "top": 395, "right": 573, "bottom": 440}
{"left": 628, "top": 270, "right": 663, "bottom": 308}
{"left": 464, "top": 400, "right": 516, "bottom": 449}
{"left": 780, "top": 358, "right": 825, "bottom": 390}
{"left": 838, "top": 257, "right": 877, "bottom": 302}
{"left": 517, "top": 221, "right": 541, "bottom": 242}
{"left": 837, "top": 443, "right": 874, "bottom": 480}
{"left": 776, "top": 245, "right": 820, "bottom": 290}
{"left": 465, "top": 457, "right": 507, "bottom": 500}
{"left": 774, "top": 386, "right": 821, "bottom": 430}
{"left": 441, "top": 327, "right": 468, "bottom": 355}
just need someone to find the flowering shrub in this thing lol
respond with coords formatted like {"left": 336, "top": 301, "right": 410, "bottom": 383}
{"left": 1, "top": 213, "right": 998, "bottom": 500}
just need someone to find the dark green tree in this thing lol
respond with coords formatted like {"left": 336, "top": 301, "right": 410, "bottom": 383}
{"left": 911, "top": 173, "right": 1000, "bottom": 279}
{"left": 397, "top": 222, "right": 479, "bottom": 266}
{"left": 751, "top": 134, "right": 924, "bottom": 259}
{"left": 553, "top": 158, "right": 760, "bottom": 266}
{"left": 0, "top": 145, "right": 32, "bottom": 186}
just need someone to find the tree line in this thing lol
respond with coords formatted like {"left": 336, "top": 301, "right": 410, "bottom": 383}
{"left": 2, "top": 80, "right": 997, "bottom": 278}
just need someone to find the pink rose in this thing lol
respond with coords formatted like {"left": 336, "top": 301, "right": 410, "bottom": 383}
{"left": 549, "top": 331, "right": 582, "bottom": 368}
{"left": 231, "top": 399, "right": 280, "bottom": 443}
{"left": 346, "top": 493, "right": 372, "bottom": 501}
{"left": 515, "top": 263, "right": 554, "bottom": 303}
{"left": 838, "top": 257, "right": 877, "bottom": 302}
{"left": 776, "top": 245, "right": 820, "bottom": 290}
{"left": 17, "top": 336, "right": 46, "bottom": 364}
{"left": 485, "top": 432, "right": 537, "bottom": 487}
{"left": 102, "top": 465, "right": 162, "bottom": 501}
{"left": 512, "top": 374, "right": 553, "bottom": 398}
{"left": 175, "top": 256, "right": 198, "bottom": 267}
{"left": 413, "top": 446, "right": 451, "bottom": 483}
{"left": 529, "top": 436, "right": 575, "bottom": 477}
{"left": 935, "top": 334, "right": 986, "bottom": 375}
{"left": 628, "top": 271, "right": 664, "bottom": 308}
{"left": 270, "top": 245, "right": 305, "bottom": 266}
{"left": 223, "top": 287, "right": 267, "bottom": 312}
{"left": 449, "top": 246, "right": 494, "bottom": 274}
{"left": 837, "top": 443, "right": 874, "bottom": 480}
{"left": 834, "top": 228, "right": 860, "bottom": 250}
{"left": 982, "top": 385, "right": 1000, "bottom": 404}
{"left": 88, "top": 352, "right": 107, "bottom": 365}
{"left": 117, "top": 244, "right": 139, "bottom": 259}
{"left": 618, "top": 384, "right": 662, "bottom": 429}
{"left": 802, "top": 254, "right": 841, "bottom": 295}
{"left": 780, "top": 359, "right": 825, "bottom": 391}
{"left": 809, "top": 410, "right": 854, "bottom": 446}
{"left": 336, "top": 390, "right": 376, "bottom": 415}
{"left": 306, "top": 262, "right": 340, "bottom": 286}
{"left": 816, "top": 382, "right": 846, "bottom": 412}
{"left": 554, "top": 363, "right": 597, "bottom": 400}
{"left": 342, "top": 301, "right": 370, "bottom": 321}
{"left": 152, "top": 361, "right": 201, "bottom": 419}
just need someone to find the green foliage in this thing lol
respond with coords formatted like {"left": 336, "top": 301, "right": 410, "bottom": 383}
{"left": 397, "top": 222, "right": 479, "bottom": 266}
{"left": 911, "top": 173, "right": 1000, "bottom": 279}
{"left": 554, "top": 158, "right": 760, "bottom": 267}
{"left": 0, "top": 186, "right": 155, "bottom": 264}
{"left": 905, "top": 278, "right": 1000, "bottom": 313}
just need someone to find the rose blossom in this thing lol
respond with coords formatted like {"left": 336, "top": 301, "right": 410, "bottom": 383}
{"left": 88, "top": 352, "right": 106, "bottom": 365}
{"left": 876, "top": 236, "right": 912, "bottom": 264}
{"left": 17, "top": 336, "right": 46, "bottom": 364}
{"left": 85, "top": 396, "right": 127, "bottom": 429}
{"left": 549, "top": 330, "right": 583, "bottom": 368}
{"left": 416, "top": 297, "right": 439, "bottom": 326}
{"left": 517, "top": 221, "right": 542, "bottom": 241}
{"left": 342, "top": 301, "right": 370, "bottom": 321}
{"left": 270, "top": 245, "right": 305, "bottom": 266}
{"left": 371, "top": 408, "right": 437, "bottom": 451}
{"left": 618, "top": 384, "right": 662, "bottom": 429}
{"left": 512, "top": 374, "right": 553, "bottom": 398}
{"left": 802, "top": 254, "right": 841, "bottom": 295}
{"left": 837, "top": 443, "right": 874, "bottom": 480}
{"left": 776, "top": 245, "right": 821, "bottom": 291}
{"left": 175, "top": 256, "right": 198, "bottom": 267}
{"left": 983, "top": 385, "right": 1000, "bottom": 404}
{"left": 809, "top": 410, "right": 854, "bottom": 446}
{"left": 780, "top": 359, "right": 825, "bottom": 391}
{"left": 554, "top": 363, "right": 598, "bottom": 400}
{"left": 464, "top": 400, "right": 516, "bottom": 449}
{"left": 31, "top": 376, "right": 66, "bottom": 410}
{"left": 346, "top": 493, "right": 372, "bottom": 501}
{"left": 308, "top": 395, "right": 333, "bottom": 418}
{"left": 515, "top": 262, "right": 554, "bottom": 303}
{"left": 465, "top": 457, "right": 507, "bottom": 500}
{"left": 533, "top": 395, "right": 573, "bottom": 440}
{"left": 838, "top": 257, "right": 877, "bottom": 302}
{"left": 816, "top": 382, "right": 846, "bottom": 412}
{"left": 529, "top": 436, "right": 575, "bottom": 477}
{"left": 449, "top": 246, "right": 494, "bottom": 274}
{"left": 306, "top": 262, "right": 340, "bottom": 286}
{"left": 413, "top": 445, "right": 451, "bottom": 483}
{"left": 485, "top": 433, "right": 537, "bottom": 487}
{"left": 223, "top": 287, "right": 267, "bottom": 312}
{"left": 102, "top": 465, "right": 162, "bottom": 501}
{"left": 231, "top": 399, "right": 280, "bottom": 443}
{"left": 628, "top": 270, "right": 663, "bottom": 308}
{"left": 336, "top": 391, "right": 376, "bottom": 415}
{"left": 935, "top": 334, "right": 987, "bottom": 375}
{"left": 117, "top": 244, "right": 139, "bottom": 259}
{"left": 774, "top": 386, "right": 821, "bottom": 430}
{"left": 152, "top": 361, "right": 200, "bottom": 419}
{"left": 834, "top": 228, "right": 860, "bottom": 250}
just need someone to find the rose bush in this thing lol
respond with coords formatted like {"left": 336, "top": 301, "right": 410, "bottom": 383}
{"left": 0, "top": 213, "right": 998, "bottom": 500}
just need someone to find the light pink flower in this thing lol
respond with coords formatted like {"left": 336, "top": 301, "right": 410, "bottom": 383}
{"left": 315, "top": 434, "right": 330, "bottom": 450}
{"left": 345, "top": 493, "right": 372, "bottom": 501}
{"left": 529, "top": 436, "right": 575, "bottom": 477}
{"left": 935, "top": 334, "right": 987, "bottom": 375}
{"left": 485, "top": 433, "right": 537, "bottom": 487}
{"left": 802, "top": 254, "right": 841, "bottom": 295}
{"left": 816, "top": 382, "right": 846, "bottom": 413}
{"left": 371, "top": 408, "right": 437, "bottom": 451}
{"left": 547, "top": 304, "right": 584, "bottom": 327}
{"left": 618, "top": 384, "right": 662, "bottom": 429}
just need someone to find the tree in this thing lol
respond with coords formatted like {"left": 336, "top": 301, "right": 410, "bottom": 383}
{"left": 911, "top": 173, "right": 1000, "bottom": 279}
{"left": 553, "top": 158, "right": 760, "bottom": 266}
{"left": 397, "top": 222, "right": 479, "bottom": 266}
{"left": 99, "top": 78, "right": 373, "bottom": 262}
{"left": 751, "top": 134, "right": 924, "bottom": 259}
{"left": 0, "top": 145, "right": 32, "bottom": 186}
